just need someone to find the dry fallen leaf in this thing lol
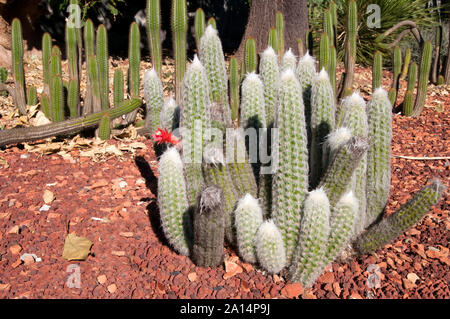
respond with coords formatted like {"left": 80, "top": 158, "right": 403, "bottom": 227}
{"left": 62, "top": 233, "right": 93, "bottom": 261}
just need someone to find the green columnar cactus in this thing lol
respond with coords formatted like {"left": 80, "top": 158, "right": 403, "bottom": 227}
{"left": 341, "top": 0, "right": 357, "bottom": 98}
{"left": 296, "top": 52, "right": 316, "bottom": 119}
{"left": 297, "top": 38, "right": 304, "bottom": 58}
{"left": 340, "top": 92, "right": 368, "bottom": 236}
{"left": 225, "top": 129, "right": 258, "bottom": 198}
{"left": 275, "top": 11, "right": 284, "bottom": 57}
{"left": 157, "top": 147, "right": 192, "bottom": 256}
{"left": 318, "top": 136, "right": 369, "bottom": 208}
{"left": 11, "top": 18, "right": 27, "bottom": 115}
{"left": 354, "top": 179, "right": 446, "bottom": 255}
{"left": 50, "top": 46, "right": 62, "bottom": 79}
{"left": 0, "top": 67, "right": 7, "bottom": 96}
{"left": 243, "top": 37, "right": 257, "bottom": 76}
{"left": 288, "top": 188, "right": 331, "bottom": 287}
{"left": 51, "top": 75, "right": 64, "bottom": 122}
{"left": 272, "top": 69, "right": 309, "bottom": 263}
{"left": 143, "top": 68, "right": 164, "bottom": 134}
{"left": 40, "top": 94, "right": 51, "bottom": 119}
{"left": 267, "top": 28, "right": 278, "bottom": 54}
{"left": 325, "top": 191, "right": 357, "bottom": 263}
{"left": 390, "top": 46, "right": 402, "bottom": 106}
{"left": 323, "top": 9, "right": 334, "bottom": 47}
{"left": 372, "top": 51, "right": 383, "bottom": 90}
{"left": 412, "top": 40, "right": 432, "bottom": 117}
{"left": 98, "top": 114, "right": 111, "bottom": 140}
{"left": 42, "top": 33, "right": 52, "bottom": 96}
{"left": 400, "top": 47, "right": 411, "bottom": 81}
{"left": 322, "top": 127, "right": 352, "bottom": 170}
{"left": 83, "top": 19, "right": 95, "bottom": 115}
{"left": 113, "top": 69, "right": 124, "bottom": 108}
{"left": 0, "top": 99, "right": 142, "bottom": 147}
{"left": 146, "top": 0, "right": 162, "bottom": 76}
{"left": 329, "top": 1, "right": 338, "bottom": 45}
{"left": 255, "top": 220, "right": 286, "bottom": 274}
{"left": 309, "top": 69, "right": 335, "bottom": 189}
{"left": 67, "top": 79, "right": 79, "bottom": 118}
{"left": 437, "top": 75, "right": 445, "bottom": 85}
{"left": 180, "top": 55, "right": 211, "bottom": 206}
{"left": 407, "top": 62, "right": 418, "bottom": 92}
{"left": 229, "top": 56, "right": 240, "bottom": 122}
{"left": 171, "top": 0, "right": 188, "bottom": 104}
{"left": 65, "top": 23, "right": 79, "bottom": 83}
{"left": 192, "top": 185, "right": 225, "bottom": 267}
{"left": 199, "top": 25, "right": 232, "bottom": 127}
{"left": 96, "top": 24, "right": 109, "bottom": 110}
{"left": 319, "top": 33, "right": 330, "bottom": 73}
{"left": 235, "top": 194, "right": 264, "bottom": 263}
{"left": 160, "top": 95, "right": 177, "bottom": 130}
{"left": 125, "top": 22, "right": 141, "bottom": 123}
{"left": 329, "top": 46, "right": 336, "bottom": 97}
{"left": 194, "top": 8, "right": 205, "bottom": 52}
{"left": 280, "top": 48, "right": 297, "bottom": 72}
{"left": 207, "top": 17, "right": 217, "bottom": 29}
{"left": 87, "top": 55, "right": 102, "bottom": 113}
{"left": 68, "top": 0, "right": 83, "bottom": 74}
{"left": 366, "top": 87, "right": 392, "bottom": 228}
{"left": 403, "top": 90, "right": 414, "bottom": 117}
{"left": 239, "top": 72, "right": 266, "bottom": 129}
{"left": 26, "top": 86, "right": 37, "bottom": 106}
{"left": 259, "top": 47, "right": 279, "bottom": 126}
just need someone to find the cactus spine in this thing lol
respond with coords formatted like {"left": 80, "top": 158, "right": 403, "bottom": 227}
{"left": 354, "top": 179, "right": 446, "bottom": 255}
{"left": 234, "top": 194, "right": 264, "bottom": 263}
{"left": 412, "top": 40, "right": 432, "bottom": 117}
{"left": 11, "top": 18, "right": 27, "bottom": 115}
{"left": 255, "top": 220, "right": 286, "bottom": 274}
{"left": 146, "top": 0, "right": 162, "bottom": 76}
{"left": 96, "top": 24, "right": 109, "bottom": 110}
{"left": 372, "top": 51, "right": 383, "bottom": 90}
{"left": 229, "top": 57, "right": 240, "bottom": 122}
{"left": 143, "top": 68, "right": 163, "bottom": 134}
{"left": 192, "top": 185, "right": 225, "bottom": 267}
{"left": 157, "top": 147, "right": 192, "bottom": 256}
{"left": 309, "top": 69, "right": 335, "bottom": 188}
{"left": 194, "top": 8, "right": 205, "bottom": 52}
{"left": 288, "top": 189, "right": 331, "bottom": 287}
{"left": 113, "top": 69, "right": 124, "bottom": 108}
{"left": 272, "top": 69, "right": 309, "bottom": 263}
{"left": 259, "top": 47, "right": 279, "bottom": 126}
{"left": 171, "top": 0, "right": 188, "bottom": 104}
{"left": 366, "top": 88, "right": 392, "bottom": 228}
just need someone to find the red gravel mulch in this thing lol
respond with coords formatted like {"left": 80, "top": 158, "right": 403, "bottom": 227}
{"left": 0, "top": 65, "right": 449, "bottom": 299}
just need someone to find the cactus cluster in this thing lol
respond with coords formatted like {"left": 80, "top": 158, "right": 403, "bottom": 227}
{"left": 153, "top": 2, "right": 444, "bottom": 289}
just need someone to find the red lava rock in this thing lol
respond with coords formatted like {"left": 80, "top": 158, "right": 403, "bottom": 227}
{"left": 281, "top": 283, "right": 303, "bottom": 298}
{"left": 187, "top": 272, "right": 197, "bottom": 282}
{"left": 319, "top": 271, "right": 335, "bottom": 284}
{"left": 11, "top": 259, "right": 22, "bottom": 268}
{"left": 9, "top": 244, "right": 22, "bottom": 255}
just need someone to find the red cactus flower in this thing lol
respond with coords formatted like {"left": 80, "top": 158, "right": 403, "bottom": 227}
{"left": 153, "top": 127, "right": 179, "bottom": 146}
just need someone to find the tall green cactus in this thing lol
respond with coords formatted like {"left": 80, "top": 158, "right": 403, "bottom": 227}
{"left": 329, "top": 45, "right": 337, "bottom": 97}
{"left": 354, "top": 179, "right": 446, "bottom": 255}
{"left": 259, "top": 47, "right": 279, "bottom": 126}
{"left": 207, "top": 17, "right": 217, "bottom": 29}
{"left": 98, "top": 114, "right": 111, "bottom": 140}
{"left": 267, "top": 27, "right": 278, "bottom": 54}
{"left": 407, "top": 62, "right": 418, "bottom": 92}
{"left": 296, "top": 52, "right": 317, "bottom": 127}
{"left": 83, "top": 19, "right": 95, "bottom": 115}
{"left": 26, "top": 86, "right": 37, "bottom": 106}
{"left": 96, "top": 24, "right": 109, "bottom": 110}
{"left": 271, "top": 69, "right": 309, "bottom": 264}
{"left": 180, "top": 55, "right": 211, "bottom": 206}
{"left": 67, "top": 78, "right": 79, "bottom": 118}
{"left": 275, "top": 11, "right": 284, "bottom": 57}
{"left": 340, "top": 0, "right": 357, "bottom": 98}
{"left": 255, "top": 220, "right": 286, "bottom": 274}
{"left": 192, "top": 185, "right": 225, "bottom": 267}
{"left": 390, "top": 46, "right": 402, "bottom": 106}
{"left": 319, "top": 33, "right": 330, "bottom": 72}
{"left": 65, "top": 22, "right": 79, "bottom": 83}
{"left": 50, "top": 75, "right": 64, "bottom": 122}
{"left": 229, "top": 56, "right": 240, "bottom": 122}
{"left": 11, "top": 18, "right": 27, "bottom": 115}
{"left": 42, "top": 33, "right": 52, "bottom": 96}
{"left": 309, "top": 69, "right": 335, "bottom": 189}
{"left": 50, "top": 46, "right": 62, "bottom": 79}
{"left": 87, "top": 55, "right": 102, "bottom": 114}
{"left": 0, "top": 67, "right": 7, "bottom": 96}
{"left": 288, "top": 188, "right": 331, "bottom": 287}
{"left": 235, "top": 194, "right": 264, "bottom": 264}
{"left": 171, "top": 0, "right": 188, "bottom": 104}
{"left": 243, "top": 37, "right": 257, "bottom": 76}
{"left": 366, "top": 88, "right": 392, "bottom": 228}
{"left": 157, "top": 147, "right": 192, "bottom": 256}
{"left": 143, "top": 68, "right": 163, "bottom": 134}
{"left": 400, "top": 47, "right": 411, "bottom": 81}
{"left": 194, "top": 8, "right": 205, "bottom": 52}
{"left": 113, "top": 69, "right": 124, "bottom": 108}
{"left": 372, "top": 51, "right": 383, "bottom": 90}
{"left": 125, "top": 22, "right": 141, "bottom": 123}
{"left": 411, "top": 40, "right": 432, "bottom": 117}
{"left": 146, "top": 0, "right": 162, "bottom": 76}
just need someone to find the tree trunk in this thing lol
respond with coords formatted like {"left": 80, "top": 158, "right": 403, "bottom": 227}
{"left": 235, "top": 0, "right": 309, "bottom": 61}
{"left": 0, "top": 0, "right": 42, "bottom": 68}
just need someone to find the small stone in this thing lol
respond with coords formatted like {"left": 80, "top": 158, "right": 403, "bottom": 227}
{"left": 0, "top": 284, "right": 11, "bottom": 291}
{"left": 119, "top": 181, "right": 128, "bottom": 189}
{"left": 119, "top": 232, "right": 134, "bottom": 238}
{"left": 407, "top": 273, "right": 420, "bottom": 284}
{"left": 332, "top": 282, "right": 341, "bottom": 296}
{"left": 349, "top": 292, "right": 363, "bottom": 299}
{"left": 111, "top": 251, "right": 126, "bottom": 257}
{"left": 9, "top": 244, "right": 22, "bottom": 255}
{"left": 11, "top": 259, "right": 22, "bottom": 268}
{"left": 97, "top": 275, "right": 107, "bottom": 285}
{"left": 282, "top": 283, "right": 303, "bottom": 298}
{"left": 91, "top": 180, "right": 109, "bottom": 189}
{"left": 107, "top": 284, "right": 117, "bottom": 294}
{"left": 188, "top": 272, "right": 197, "bottom": 282}
{"left": 43, "top": 190, "right": 55, "bottom": 204}
{"left": 39, "top": 204, "right": 51, "bottom": 212}
{"left": 319, "top": 271, "right": 335, "bottom": 284}
{"left": 402, "top": 278, "right": 416, "bottom": 289}
{"left": 8, "top": 225, "right": 20, "bottom": 234}
{"left": 223, "top": 259, "right": 243, "bottom": 279}
{"left": 22, "top": 254, "right": 35, "bottom": 265}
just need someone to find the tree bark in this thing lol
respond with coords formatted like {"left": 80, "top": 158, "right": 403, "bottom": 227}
{"left": 235, "top": 0, "right": 309, "bottom": 61}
